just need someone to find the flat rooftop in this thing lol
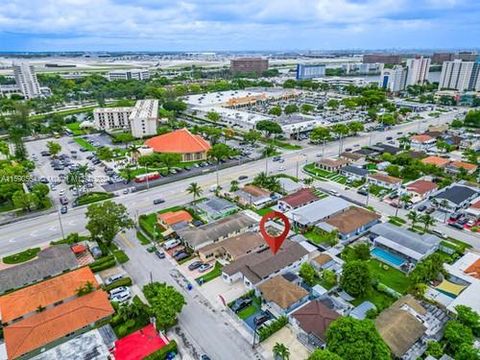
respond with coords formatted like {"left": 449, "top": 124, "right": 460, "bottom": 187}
{"left": 129, "top": 99, "right": 158, "bottom": 119}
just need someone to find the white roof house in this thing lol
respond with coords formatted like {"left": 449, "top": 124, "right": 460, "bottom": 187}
{"left": 285, "top": 196, "right": 351, "bottom": 226}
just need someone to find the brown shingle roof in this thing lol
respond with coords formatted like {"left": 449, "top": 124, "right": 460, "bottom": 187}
{"left": 411, "top": 134, "right": 434, "bottom": 143}
{"left": 340, "top": 152, "right": 364, "bottom": 161}
{"left": 198, "top": 232, "right": 265, "bottom": 259}
{"left": 375, "top": 295, "right": 427, "bottom": 358}
{"left": 449, "top": 161, "right": 478, "bottom": 172}
{"left": 4, "top": 290, "right": 114, "bottom": 359}
{"left": 280, "top": 188, "right": 319, "bottom": 208}
{"left": 291, "top": 300, "right": 340, "bottom": 341}
{"left": 312, "top": 253, "right": 333, "bottom": 267}
{"left": 325, "top": 206, "right": 380, "bottom": 235}
{"left": 368, "top": 173, "right": 402, "bottom": 185}
{"left": 0, "top": 267, "right": 98, "bottom": 324}
{"left": 242, "top": 185, "right": 270, "bottom": 197}
{"left": 258, "top": 275, "right": 308, "bottom": 310}
{"left": 407, "top": 180, "right": 438, "bottom": 195}
{"left": 317, "top": 158, "right": 349, "bottom": 167}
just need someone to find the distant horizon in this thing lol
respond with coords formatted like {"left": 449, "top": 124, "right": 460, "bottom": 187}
{"left": 1, "top": 1, "right": 479, "bottom": 52}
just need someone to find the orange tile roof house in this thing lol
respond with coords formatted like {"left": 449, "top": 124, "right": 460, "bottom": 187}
{"left": 157, "top": 210, "right": 193, "bottom": 229}
{"left": 3, "top": 290, "right": 114, "bottom": 359}
{"left": 410, "top": 134, "right": 436, "bottom": 150}
{"left": 144, "top": 128, "right": 211, "bottom": 162}
{"left": 420, "top": 156, "right": 450, "bottom": 168}
{"left": 0, "top": 267, "right": 98, "bottom": 325}
{"left": 406, "top": 179, "right": 439, "bottom": 203}
{"left": 446, "top": 161, "right": 478, "bottom": 175}
{"left": 278, "top": 188, "right": 320, "bottom": 212}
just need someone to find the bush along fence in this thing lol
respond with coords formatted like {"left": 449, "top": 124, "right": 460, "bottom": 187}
{"left": 258, "top": 316, "right": 288, "bottom": 342}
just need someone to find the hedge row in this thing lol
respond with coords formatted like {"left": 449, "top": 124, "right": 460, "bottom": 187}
{"left": 144, "top": 340, "right": 178, "bottom": 360}
{"left": 258, "top": 316, "right": 288, "bottom": 342}
{"left": 89, "top": 255, "right": 116, "bottom": 273}
{"left": 104, "top": 277, "right": 133, "bottom": 292}
{"left": 113, "top": 250, "right": 129, "bottom": 264}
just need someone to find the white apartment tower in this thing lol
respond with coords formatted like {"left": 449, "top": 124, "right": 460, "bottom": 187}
{"left": 405, "top": 56, "right": 431, "bottom": 86}
{"left": 13, "top": 63, "right": 42, "bottom": 99}
{"left": 93, "top": 99, "right": 159, "bottom": 138}
{"left": 439, "top": 59, "right": 480, "bottom": 91}
{"left": 379, "top": 66, "right": 407, "bottom": 92}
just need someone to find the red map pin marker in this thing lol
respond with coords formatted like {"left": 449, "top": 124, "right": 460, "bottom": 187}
{"left": 259, "top": 211, "right": 291, "bottom": 255}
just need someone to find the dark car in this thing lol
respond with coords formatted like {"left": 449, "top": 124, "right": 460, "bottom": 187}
{"left": 40, "top": 177, "right": 49, "bottom": 184}
{"left": 60, "top": 206, "right": 68, "bottom": 214}
{"left": 155, "top": 250, "right": 165, "bottom": 259}
{"left": 188, "top": 261, "right": 203, "bottom": 271}
{"left": 344, "top": 148, "right": 352, "bottom": 152}
{"left": 386, "top": 136, "right": 393, "bottom": 140}
{"left": 425, "top": 207, "right": 435, "bottom": 214}
{"left": 200, "top": 355, "right": 211, "bottom": 360}
{"left": 457, "top": 218, "right": 468, "bottom": 225}
{"left": 450, "top": 213, "right": 461, "bottom": 221}
{"left": 153, "top": 198, "right": 165, "bottom": 205}
{"left": 357, "top": 189, "right": 368, "bottom": 196}
{"left": 254, "top": 312, "right": 270, "bottom": 326}
{"left": 449, "top": 222, "right": 464, "bottom": 230}
{"left": 231, "top": 298, "right": 252, "bottom": 313}
{"left": 417, "top": 205, "right": 427, "bottom": 212}
{"left": 238, "top": 175, "right": 248, "bottom": 181}
{"left": 174, "top": 252, "right": 189, "bottom": 261}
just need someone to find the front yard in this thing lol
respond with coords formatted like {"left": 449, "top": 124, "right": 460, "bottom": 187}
{"left": 304, "top": 228, "right": 338, "bottom": 246}
{"left": 195, "top": 261, "right": 223, "bottom": 284}
{"left": 303, "top": 163, "right": 347, "bottom": 184}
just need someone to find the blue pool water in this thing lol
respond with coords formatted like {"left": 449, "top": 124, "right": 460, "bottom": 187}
{"left": 371, "top": 247, "right": 406, "bottom": 267}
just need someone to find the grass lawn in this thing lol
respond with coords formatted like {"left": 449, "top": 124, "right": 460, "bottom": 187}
{"left": 367, "top": 259, "right": 410, "bottom": 294}
{"left": 65, "top": 122, "right": 87, "bottom": 136}
{"left": 256, "top": 207, "right": 273, "bottom": 216}
{"left": 112, "top": 249, "right": 129, "bottom": 264}
{"left": 138, "top": 205, "right": 186, "bottom": 240}
{"left": 368, "top": 184, "right": 389, "bottom": 197}
{"left": 74, "top": 137, "right": 96, "bottom": 151}
{"left": 388, "top": 216, "right": 406, "bottom": 224}
{"left": 237, "top": 296, "right": 262, "bottom": 320}
{"left": 303, "top": 164, "right": 347, "bottom": 184}
{"left": 304, "top": 229, "right": 337, "bottom": 246}
{"left": 75, "top": 192, "right": 113, "bottom": 206}
{"left": 195, "top": 261, "right": 223, "bottom": 284}
{"left": 3, "top": 247, "right": 41, "bottom": 264}
{"left": 136, "top": 231, "right": 151, "bottom": 245}
{"left": 267, "top": 139, "right": 302, "bottom": 150}
{"left": 351, "top": 287, "right": 395, "bottom": 311}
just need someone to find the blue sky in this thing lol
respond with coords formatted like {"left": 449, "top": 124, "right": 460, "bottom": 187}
{"left": 0, "top": 0, "right": 479, "bottom": 51}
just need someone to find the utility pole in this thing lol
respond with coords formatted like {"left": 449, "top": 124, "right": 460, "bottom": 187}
{"left": 57, "top": 207, "right": 65, "bottom": 240}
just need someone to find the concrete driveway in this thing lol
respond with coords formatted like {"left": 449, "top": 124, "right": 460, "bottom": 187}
{"left": 259, "top": 326, "right": 310, "bottom": 360}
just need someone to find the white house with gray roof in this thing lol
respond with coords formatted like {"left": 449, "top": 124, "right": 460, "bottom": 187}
{"left": 285, "top": 196, "right": 351, "bottom": 228}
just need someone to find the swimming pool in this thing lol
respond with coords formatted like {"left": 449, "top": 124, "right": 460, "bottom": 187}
{"left": 371, "top": 247, "right": 406, "bottom": 267}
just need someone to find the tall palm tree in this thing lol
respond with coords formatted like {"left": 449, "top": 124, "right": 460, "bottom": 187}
{"left": 407, "top": 210, "right": 419, "bottom": 228}
{"left": 273, "top": 343, "right": 290, "bottom": 360}
{"left": 186, "top": 182, "right": 202, "bottom": 203}
{"left": 398, "top": 136, "right": 411, "bottom": 150}
{"left": 128, "top": 144, "right": 141, "bottom": 163}
{"left": 230, "top": 180, "right": 239, "bottom": 192}
{"left": 420, "top": 214, "right": 436, "bottom": 232}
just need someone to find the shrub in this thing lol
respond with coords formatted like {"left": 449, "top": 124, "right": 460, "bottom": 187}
{"left": 3, "top": 248, "right": 41, "bottom": 264}
{"left": 144, "top": 340, "right": 178, "bottom": 360}
{"left": 258, "top": 316, "right": 288, "bottom": 341}
{"left": 104, "top": 277, "right": 133, "bottom": 291}
{"left": 113, "top": 250, "right": 129, "bottom": 264}
{"left": 89, "top": 255, "right": 116, "bottom": 272}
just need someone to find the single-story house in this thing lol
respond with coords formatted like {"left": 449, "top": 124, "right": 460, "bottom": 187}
{"left": 278, "top": 177, "right": 303, "bottom": 194}
{"left": 157, "top": 210, "right": 193, "bottom": 233}
{"left": 257, "top": 275, "right": 309, "bottom": 315}
{"left": 291, "top": 300, "right": 340, "bottom": 347}
{"left": 322, "top": 206, "right": 381, "bottom": 241}
{"left": 465, "top": 199, "right": 480, "bottom": 219}
{"left": 405, "top": 179, "right": 438, "bottom": 203}
{"left": 340, "top": 152, "right": 365, "bottom": 163}
{"left": 432, "top": 185, "right": 478, "bottom": 210}
{"left": 370, "top": 144, "right": 400, "bottom": 155}
{"left": 367, "top": 173, "right": 402, "bottom": 190}
{"left": 177, "top": 211, "right": 258, "bottom": 251}
{"left": 445, "top": 161, "right": 478, "bottom": 175}
{"left": 277, "top": 188, "right": 320, "bottom": 212}
{"left": 370, "top": 223, "right": 440, "bottom": 267}
{"left": 410, "top": 134, "right": 436, "bottom": 150}
{"left": 285, "top": 196, "right": 351, "bottom": 228}
{"left": 316, "top": 158, "right": 349, "bottom": 172}
{"left": 195, "top": 196, "right": 238, "bottom": 220}
{"left": 350, "top": 301, "right": 376, "bottom": 320}
{"left": 375, "top": 295, "right": 428, "bottom": 359}
{"left": 311, "top": 253, "right": 336, "bottom": 271}
{"left": 197, "top": 232, "right": 266, "bottom": 262}
{"left": 234, "top": 185, "right": 273, "bottom": 208}
{"left": 339, "top": 165, "right": 369, "bottom": 181}
{"left": 0, "top": 245, "right": 78, "bottom": 295}
{"left": 421, "top": 156, "right": 450, "bottom": 168}
{"left": 222, "top": 240, "right": 309, "bottom": 288}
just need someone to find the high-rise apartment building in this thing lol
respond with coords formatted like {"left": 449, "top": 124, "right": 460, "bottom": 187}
{"left": 296, "top": 64, "right": 325, "bottom": 79}
{"left": 363, "top": 54, "right": 402, "bottom": 65}
{"left": 13, "top": 63, "right": 42, "bottom": 99}
{"left": 438, "top": 59, "right": 480, "bottom": 91}
{"left": 405, "top": 56, "right": 431, "bottom": 86}
{"left": 457, "top": 51, "right": 478, "bottom": 62}
{"left": 379, "top": 66, "right": 407, "bottom": 92}
{"left": 230, "top": 58, "right": 269, "bottom": 75}
{"left": 107, "top": 69, "right": 150, "bottom": 81}
{"left": 93, "top": 99, "right": 159, "bottom": 138}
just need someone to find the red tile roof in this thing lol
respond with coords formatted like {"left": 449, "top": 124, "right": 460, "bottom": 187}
{"left": 280, "top": 188, "right": 319, "bottom": 208}
{"left": 449, "top": 161, "right": 478, "bottom": 172}
{"left": 157, "top": 210, "right": 193, "bottom": 226}
{"left": 411, "top": 134, "right": 434, "bottom": 143}
{"left": 145, "top": 128, "right": 211, "bottom": 154}
{"left": 407, "top": 180, "right": 438, "bottom": 195}
{"left": 291, "top": 300, "right": 340, "bottom": 341}
{"left": 113, "top": 324, "right": 169, "bottom": 360}
{"left": 421, "top": 156, "right": 450, "bottom": 167}
{"left": 0, "top": 267, "right": 98, "bottom": 324}
{"left": 368, "top": 173, "right": 402, "bottom": 185}
{"left": 464, "top": 258, "right": 480, "bottom": 280}
{"left": 4, "top": 290, "right": 113, "bottom": 359}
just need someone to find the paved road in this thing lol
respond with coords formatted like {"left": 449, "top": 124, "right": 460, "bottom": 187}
{"left": 119, "top": 229, "right": 260, "bottom": 360}
{"left": 0, "top": 110, "right": 468, "bottom": 256}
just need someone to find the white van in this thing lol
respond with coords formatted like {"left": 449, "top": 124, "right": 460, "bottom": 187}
{"left": 109, "top": 286, "right": 129, "bottom": 297}
{"left": 105, "top": 273, "right": 123, "bottom": 285}
{"left": 431, "top": 229, "right": 447, "bottom": 239}
{"left": 163, "top": 239, "right": 181, "bottom": 250}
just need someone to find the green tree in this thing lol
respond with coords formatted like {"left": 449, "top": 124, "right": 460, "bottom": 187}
{"left": 444, "top": 320, "right": 474, "bottom": 354}
{"left": 76, "top": 281, "right": 95, "bottom": 296}
{"left": 96, "top": 146, "right": 114, "bottom": 161}
{"left": 243, "top": 129, "right": 262, "bottom": 145}
{"left": 268, "top": 106, "right": 282, "bottom": 116}
{"left": 340, "top": 260, "right": 371, "bottom": 297}
{"left": 407, "top": 210, "right": 419, "bottom": 228}
{"left": 46, "top": 141, "right": 61, "bottom": 157}
{"left": 163, "top": 100, "right": 187, "bottom": 114}
{"left": 12, "top": 190, "right": 39, "bottom": 212}
{"left": 398, "top": 136, "right": 411, "bottom": 150}
{"left": 310, "top": 127, "right": 331, "bottom": 145}
{"left": 326, "top": 99, "right": 340, "bottom": 109}
{"left": 256, "top": 120, "right": 283, "bottom": 138}
{"left": 143, "top": 282, "right": 186, "bottom": 331}
{"left": 420, "top": 213, "right": 435, "bottom": 231}
{"left": 347, "top": 121, "right": 364, "bottom": 135}
{"left": 230, "top": 180, "right": 239, "bottom": 192}
{"left": 158, "top": 153, "right": 182, "bottom": 171}
{"left": 206, "top": 110, "right": 221, "bottom": 122}
{"left": 409, "top": 253, "right": 444, "bottom": 284}
{"left": 0, "top": 140, "right": 10, "bottom": 159}
{"left": 85, "top": 201, "right": 134, "bottom": 245}
{"left": 300, "top": 103, "right": 314, "bottom": 114}
{"left": 326, "top": 317, "right": 391, "bottom": 360}
{"left": 208, "top": 143, "right": 234, "bottom": 187}
{"left": 307, "top": 349, "right": 342, "bottom": 360}
{"left": 426, "top": 340, "right": 444, "bottom": 358}
{"left": 456, "top": 343, "right": 480, "bottom": 360}
{"left": 299, "top": 262, "right": 317, "bottom": 286}
{"left": 272, "top": 343, "right": 290, "bottom": 360}
{"left": 455, "top": 305, "right": 480, "bottom": 336}
{"left": 186, "top": 182, "right": 202, "bottom": 202}
{"left": 379, "top": 113, "right": 396, "bottom": 126}
{"left": 31, "top": 183, "right": 50, "bottom": 200}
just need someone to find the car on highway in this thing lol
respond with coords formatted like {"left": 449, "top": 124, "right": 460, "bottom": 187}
{"left": 329, "top": 190, "right": 339, "bottom": 196}
{"left": 188, "top": 261, "right": 203, "bottom": 271}
{"left": 60, "top": 206, "right": 68, "bottom": 214}
{"left": 153, "top": 198, "right": 165, "bottom": 205}
{"left": 238, "top": 175, "right": 248, "bottom": 181}
{"left": 198, "top": 263, "right": 212, "bottom": 273}
{"left": 123, "top": 189, "right": 129, "bottom": 195}
{"left": 60, "top": 197, "right": 69, "bottom": 205}
{"left": 386, "top": 136, "right": 393, "bottom": 140}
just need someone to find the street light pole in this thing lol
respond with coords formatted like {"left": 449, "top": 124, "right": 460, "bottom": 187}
{"left": 57, "top": 207, "right": 65, "bottom": 240}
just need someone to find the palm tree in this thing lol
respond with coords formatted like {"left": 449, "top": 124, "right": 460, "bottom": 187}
{"left": 128, "top": 144, "right": 141, "bottom": 163}
{"left": 440, "top": 199, "right": 450, "bottom": 222}
{"left": 420, "top": 214, "right": 436, "bottom": 232}
{"left": 273, "top": 343, "right": 290, "bottom": 360}
{"left": 398, "top": 136, "right": 411, "bottom": 150}
{"left": 230, "top": 180, "right": 239, "bottom": 192}
{"left": 303, "top": 177, "right": 314, "bottom": 186}
{"left": 407, "top": 211, "right": 419, "bottom": 228}
{"left": 262, "top": 144, "right": 276, "bottom": 175}
{"left": 186, "top": 182, "right": 202, "bottom": 203}
{"left": 395, "top": 193, "right": 412, "bottom": 217}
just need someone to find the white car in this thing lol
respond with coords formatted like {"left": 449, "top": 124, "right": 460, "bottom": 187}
{"left": 109, "top": 286, "right": 129, "bottom": 298}
{"left": 111, "top": 291, "right": 131, "bottom": 303}
{"left": 59, "top": 189, "right": 66, "bottom": 196}
{"left": 105, "top": 273, "right": 124, "bottom": 285}
{"left": 278, "top": 166, "right": 286, "bottom": 171}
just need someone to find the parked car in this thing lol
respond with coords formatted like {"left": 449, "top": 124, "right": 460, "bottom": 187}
{"left": 198, "top": 263, "right": 212, "bottom": 273}
{"left": 417, "top": 205, "right": 427, "bottom": 212}
{"left": 174, "top": 252, "right": 189, "bottom": 261}
{"left": 155, "top": 250, "right": 165, "bottom": 259}
{"left": 109, "top": 286, "right": 129, "bottom": 297}
{"left": 163, "top": 239, "right": 181, "bottom": 250}
{"left": 111, "top": 291, "right": 131, "bottom": 304}
{"left": 105, "top": 273, "right": 124, "bottom": 285}
{"left": 153, "top": 198, "right": 165, "bottom": 205}
{"left": 60, "top": 197, "right": 69, "bottom": 205}
{"left": 449, "top": 222, "right": 464, "bottom": 230}
{"left": 425, "top": 207, "right": 435, "bottom": 214}
{"left": 231, "top": 298, "right": 253, "bottom": 313}
{"left": 357, "top": 189, "right": 368, "bottom": 196}
{"left": 188, "top": 261, "right": 203, "bottom": 271}
{"left": 457, "top": 218, "right": 468, "bottom": 225}
{"left": 254, "top": 312, "right": 270, "bottom": 326}
{"left": 60, "top": 206, "right": 68, "bottom": 214}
